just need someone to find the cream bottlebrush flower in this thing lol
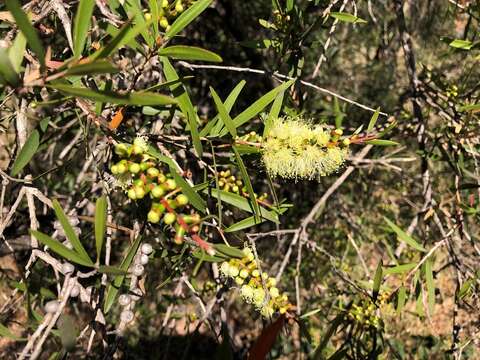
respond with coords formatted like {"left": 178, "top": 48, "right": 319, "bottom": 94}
{"left": 262, "top": 117, "right": 349, "bottom": 180}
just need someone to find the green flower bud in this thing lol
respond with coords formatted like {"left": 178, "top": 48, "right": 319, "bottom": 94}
{"left": 174, "top": 224, "right": 186, "bottom": 244}
{"left": 127, "top": 188, "right": 137, "bottom": 200}
{"left": 110, "top": 164, "right": 119, "bottom": 174}
{"left": 167, "top": 199, "right": 177, "bottom": 210}
{"left": 252, "top": 269, "right": 260, "bottom": 278}
{"left": 129, "top": 163, "right": 141, "bottom": 174}
{"left": 269, "top": 287, "right": 280, "bottom": 298}
{"left": 147, "top": 210, "right": 160, "bottom": 223}
{"left": 158, "top": 173, "right": 167, "bottom": 183}
{"left": 239, "top": 269, "right": 249, "bottom": 279}
{"left": 175, "top": 194, "right": 189, "bottom": 206}
{"left": 147, "top": 167, "right": 160, "bottom": 178}
{"left": 131, "top": 144, "right": 143, "bottom": 155}
{"left": 117, "top": 163, "right": 127, "bottom": 174}
{"left": 134, "top": 179, "right": 144, "bottom": 187}
{"left": 162, "top": 0, "right": 169, "bottom": 8}
{"left": 160, "top": 17, "right": 169, "bottom": 29}
{"left": 140, "top": 162, "right": 150, "bottom": 171}
{"left": 114, "top": 143, "right": 129, "bottom": 156}
{"left": 232, "top": 185, "right": 239, "bottom": 193}
{"left": 151, "top": 185, "right": 166, "bottom": 198}
{"left": 164, "top": 179, "right": 177, "bottom": 190}
{"left": 134, "top": 185, "right": 146, "bottom": 199}
{"left": 151, "top": 203, "right": 166, "bottom": 214}
{"left": 235, "top": 276, "right": 244, "bottom": 285}
{"left": 175, "top": 1, "right": 184, "bottom": 12}
{"left": 163, "top": 212, "right": 176, "bottom": 225}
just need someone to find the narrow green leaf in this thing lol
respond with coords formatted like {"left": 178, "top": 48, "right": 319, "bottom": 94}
{"left": 161, "top": 57, "right": 202, "bottom": 156}
{"left": 169, "top": 170, "right": 206, "bottom": 213}
{"left": 299, "top": 308, "right": 321, "bottom": 319}
{"left": 210, "top": 87, "right": 236, "bottom": 137}
{"left": 365, "top": 139, "right": 399, "bottom": 146}
{"left": 6, "top": 0, "right": 46, "bottom": 69}
{"left": 73, "top": 0, "right": 96, "bottom": 57}
{"left": 121, "top": 0, "right": 153, "bottom": 47}
{"left": 208, "top": 80, "right": 246, "bottom": 136}
{"left": 449, "top": 39, "right": 473, "bottom": 50}
{"left": 148, "top": 0, "right": 159, "bottom": 38}
{"left": 459, "top": 103, "right": 480, "bottom": 112}
{"left": 383, "top": 263, "right": 416, "bottom": 275}
{"left": 384, "top": 217, "right": 426, "bottom": 252}
{"left": 330, "top": 11, "right": 368, "bottom": 24}
{"left": 10, "top": 129, "right": 40, "bottom": 176}
{"left": 220, "top": 79, "right": 295, "bottom": 136}
{"left": 97, "top": 265, "right": 128, "bottom": 275}
{"left": 233, "top": 146, "right": 260, "bottom": 221}
{"left": 313, "top": 312, "right": 346, "bottom": 359}
{"left": 49, "top": 84, "right": 177, "bottom": 106}
{"left": 166, "top": 0, "right": 213, "bottom": 38}
{"left": 396, "top": 286, "right": 407, "bottom": 313}
{"left": 95, "top": 196, "right": 107, "bottom": 262}
{"left": 206, "top": 189, "right": 279, "bottom": 223}
{"left": 367, "top": 107, "right": 380, "bottom": 132}
{"left": 372, "top": 260, "right": 383, "bottom": 301}
{"left": 225, "top": 215, "right": 265, "bottom": 232}
{"left": 104, "top": 236, "right": 142, "bottom": 313}
{"left": 264, "top": 90, "right": 285, "bottom": 137}
{"left": 214, "top": 244, "right": 245, "bottom": 259}
{"left": 159, "top": 45, "right": 222, "bottom": 62}
{"left": 0, "top": 47, "right": 19, "bottom": 86}
{"left": 425, "top": 258, "right": 435, "bottom": 315}
{"left": 90, "top": 19, "right": 148, "bottom": 61}
{"left": 31, "top": 230, "right": 94, "bottom": 267}
{"left": 65, "top": 60, "right": 119, "bottom": 76}
{"left": 8, "top": 31, "right": 26, "bottom": 73}
{"left": 191, "top": 249, "right": 228, "bottom": 262}
{"left": 52, "top": 200, "right": 93, "bottom": 264}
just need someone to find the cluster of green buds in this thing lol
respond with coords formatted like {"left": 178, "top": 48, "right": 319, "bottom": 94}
{"left": 220, "top": 247, "right": 292, "bottom": 318}
{"left": 217, "top": 169, "right": 268, "bottom": 201}
{"left": 446, "top": 84, "right": 458, "bottom": 98}
{"left": 262, "top": 116, "right": 350, "bottom": 180}
{"left": 347, "top": 296, "right": 385, "bottom": 329}
{"left": 110, "top": 137, "right": 201, "bottom": 244}
{"left": 272, "top": 9, "right": 291, "bottom": 32}
{"left": 154, "top": 0, "right": 195, "bottom": 31}
{"left": 238, "top": 131, "right": 262, "bottom": 143}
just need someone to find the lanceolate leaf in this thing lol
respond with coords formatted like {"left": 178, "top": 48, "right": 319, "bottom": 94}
{"left": 206, "top": 189, "right": 279, "bottom": 223}
{"left": 166, "top": 0, "right": 213, "bottom": 38}
{"left": 95, "top": 196, "right": 107, "bottom": 262}
{"left": 10, "top": 129, "right": 39, "bottom": 176}
{"left": 372, "top": 260, "right": 383, "bottom": 301}
{"left": 8, "top": 31, "right": 27, "bottom": 72}
{"left": 5, "top": 0, "right": 46, "bottom": 69}
{"left": 104, "top": 236, "right": 142, "bottom": 313}
{"left": 159, "top": 45, "right": 222, "bottom": 62}
{"left": 367, "top": 107, "right": 380, "bottom": 132}
{"left": 330, "top": 11, "right": 368, "bottom": 24}
{"left": 383, "top": 263, "right": 416, "bottom": 275}
{"left": 65, "top": 60, "right": 119, "bottom": 76}
{"left": 365, "top": 139, "right": 399, "bottom": 146}
{"left": 49, "top": 84, "right": 177, "bottom": 106}
{"left": 225, "top": 215, "right": 265, "bottom": 232}
{"left": 264, "top": 90, "right": 285, "bottom": 136}
{"left": 169, "top": 171, "right": 206, "bottom": 213}
{"left": 219, "top": 79, "right": 295, "bottom": 136}
{"left": 214, "top": 244, "right": 245, "bottom": 259}
{"left": 425, "top": 258, "right": 435, "bottom": 315}
{"left": 210, "top": 86, "right": 237, "bottom": 137}
{"left": 0, "top": 44, "right": 19, "bottom": 86}
{"left": 384, "top": 217, "right": 426, "bottom": 252}
{"left": 233, "top": 146, "right": 261, "bottom": 221}
{"left": 73, "top": 0, "right": 96, "bottom": 57}
{"left": 31, "top": 230, "right": 94, "bottom": 267}
{"left": 161, "top": 57, "right": 203, "bottom": 156}
{"left": 52, "top": 200, "right": 93, "bottom": 264}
